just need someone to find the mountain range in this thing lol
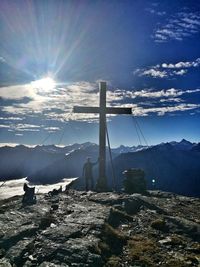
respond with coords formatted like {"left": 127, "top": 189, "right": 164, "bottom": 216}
{"left": 0, "top": 139, "right": 199, "bottom": 196}
{"left": 109, "top": 139, "right": 200, "bottom": 197}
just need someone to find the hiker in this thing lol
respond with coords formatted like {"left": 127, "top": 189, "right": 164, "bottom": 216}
{"left": 82, "top": 157, "right": 98, "bottom": 191}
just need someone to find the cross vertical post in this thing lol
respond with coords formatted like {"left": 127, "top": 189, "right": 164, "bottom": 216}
{"left": 97, "top": 82, "right": 107, "bottom": 190}
{"left": 73, "top": 81, "right": 132, "bottom": 192}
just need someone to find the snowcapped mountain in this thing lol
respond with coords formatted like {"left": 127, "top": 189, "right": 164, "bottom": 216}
{"left": 112, "top": 144, "right": 149, "bottom": 154}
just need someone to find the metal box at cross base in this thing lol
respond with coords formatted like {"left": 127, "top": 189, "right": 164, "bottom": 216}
{"left": 123, "top": 168, "right": 147, "bottom": 194}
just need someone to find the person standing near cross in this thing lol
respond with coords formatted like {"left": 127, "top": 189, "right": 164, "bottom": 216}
{"left": 82, "top": 157, "right": 99, "bottom": 191}
{"left": 73, "top": 82, "right": 132, "bottom": 192}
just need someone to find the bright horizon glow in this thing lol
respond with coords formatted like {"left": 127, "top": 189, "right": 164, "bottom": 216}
{"left": 31, "top": 77, "right": 56, "bottom": 91}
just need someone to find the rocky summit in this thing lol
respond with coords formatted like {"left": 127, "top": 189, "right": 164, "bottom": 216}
{"left": 0, "top": 190, "right": 199, "bottom": 267}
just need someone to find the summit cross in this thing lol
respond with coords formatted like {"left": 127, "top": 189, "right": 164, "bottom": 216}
{"left": 73, "top": 82, "right": 132, "bottom": 191}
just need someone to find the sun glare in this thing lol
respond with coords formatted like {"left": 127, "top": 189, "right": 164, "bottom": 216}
{"left": 31, "top": 77, "right": 56, "bottom": 91}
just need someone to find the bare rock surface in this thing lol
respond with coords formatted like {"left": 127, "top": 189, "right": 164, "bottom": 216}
{"left": 0, "top": 190, "right": 199, "bottom": 267}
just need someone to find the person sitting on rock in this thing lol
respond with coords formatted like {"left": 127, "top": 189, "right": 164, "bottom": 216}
{"left": 82, "top": 157, "right": 98, "bottom": 191}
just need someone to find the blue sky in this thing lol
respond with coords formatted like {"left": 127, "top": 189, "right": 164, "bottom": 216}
{"left": 0, "top": 0, "right": 200, "bottom": 147}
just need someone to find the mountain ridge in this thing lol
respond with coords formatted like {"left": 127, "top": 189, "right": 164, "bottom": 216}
{"left": 0, "top": 139, "right": 199, "bottom": 197}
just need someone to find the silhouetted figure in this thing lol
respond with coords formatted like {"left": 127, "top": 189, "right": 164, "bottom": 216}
{"left": 22, "top": 183, "right": 36, "bottom": 205}
{"left": 83, "top": 157, "right": 98, "bottom": 191}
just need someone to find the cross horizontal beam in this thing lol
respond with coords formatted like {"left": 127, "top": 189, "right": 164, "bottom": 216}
{"left": 73, "top": 82, "right": 133, "bottom": 192}
{"left": 73, "top": 106, "right": 132, "bottom": 114}
{"left": 106, "top": 107, "right": 132, "bottom": 114}
{"left": 73, "top": 106, "right": 99, "bottom": 113}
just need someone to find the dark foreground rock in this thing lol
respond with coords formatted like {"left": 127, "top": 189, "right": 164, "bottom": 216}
{"left": 0, "top": 190, "right": 199, "bottom": 267}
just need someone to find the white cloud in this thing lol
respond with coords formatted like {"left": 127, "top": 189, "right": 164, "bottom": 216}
{"left": 0, "top": 122, "right": 43, "bottom": 133}
{"left": 1, "top": 80, "right": 200, "bottom": 127}
{"left": 134, "top": 88, "right": 180, "bottom": 98}
{"left": 0, "top": 117, "right": 24, "bottom": 121}
{"left": 132, "top": 103, "right": 200, "bottom": 116}
{"left": 154, "top": 33, "right": 167, "bottom": 41}
{"left": 130, "top": 88, "right": 200, "bottom": 99}
{"left": 0, "top": 124, "right": 10, "bottom": 128}
{"left": 173, "top": 69, "right": 187, "bottom": 76}
{"left": 153, "top": 11, "right": 200, "bottom": 42}
{"left": 134, "top": 58, "right": 200, "bottom": 79}
{"left": 0, "top": 81, "right": 101, "bottom": 122}
{"left": 15, "top": 124, "right": 41, "bottom": 129}
{"left": 0, "top": 84, "right": 36, "bottom": 100}
{"left": 162, "top": 58, "right": 200, "bottom": 68}
{"left": 101, "top": 88, "right": 200, "bottom": 104}
{"left": 140, "top": 69, "right": 167, "bottom": 78}
{"left": 160, "top": 98, "right": 182, "bottom": 103}
{"left": 44, "top": 126, "right": 60, "bottom": 133}
{"left": 134, "top": 67, "right": 166, "bottom": 79}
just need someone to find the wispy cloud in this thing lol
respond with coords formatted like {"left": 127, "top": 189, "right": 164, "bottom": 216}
{"left": 0, "top": 116, "right": 24, "bottom": 121}
{"left": 111, "top": 88, "right": 200, "bottom": 100}
{"left": 43, "top": 126, "right": 60, "bottom": 133}
{"left": 140, "top": 69, "right": 167, "bottom": 78}
{"left": 153, "top": 11, "right": 200, "bottom": 42}
{"left": 4, "top": 123, "right": 42, "bottom": 133}
{"left": 0, "top": 81, "right": 100, "bottom": 122}
{"left": 132, "top": 103, "right": 200, "bottom": 116}
{"left": 162, "top": 58, "right": 200, "bottom": 68}
{"left": 173, "top": 69, "right": 187, "bottom": 76}
{"left": 0, "top": 124, "right": 10, "bottom": 128}
{"left": 108, "top": 88, "right": 200, "bottom": 117}
{"left": 0, "top": 80, "right": 200, "bottom": 132}
{"left": 134, "top": 58, "right": 200, "bottom": 78}
{"left": 0, "top": 84, "right": 36, "bottom": 100}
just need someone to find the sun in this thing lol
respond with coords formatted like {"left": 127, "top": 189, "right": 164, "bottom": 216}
{"left": 31, "top": 77, "right": 56, "bottom": 91}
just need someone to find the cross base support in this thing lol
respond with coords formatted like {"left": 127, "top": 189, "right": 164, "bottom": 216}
{"left": 96, "top": 176, "right": 108, "bottom": 192}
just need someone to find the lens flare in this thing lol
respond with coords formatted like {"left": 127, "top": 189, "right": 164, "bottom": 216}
{"left": 31, "top": 77, "right": 56, "bottom": 91}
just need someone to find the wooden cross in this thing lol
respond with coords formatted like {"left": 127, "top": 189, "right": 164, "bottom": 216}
{"left": 73, "top": 82, "right": 132, "bottom": 191}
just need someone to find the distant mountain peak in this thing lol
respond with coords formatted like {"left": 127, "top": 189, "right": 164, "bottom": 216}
{"left": 167, "top": 139, "right": 194, "bottom": 151}
{"left": 180, "top": 138, "right": 192, "bottom": 144}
